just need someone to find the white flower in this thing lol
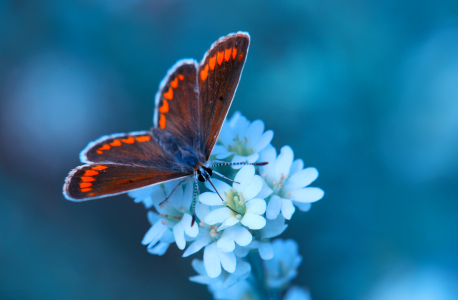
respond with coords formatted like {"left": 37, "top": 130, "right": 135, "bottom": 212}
{"left": 141, "top": 180, "right": 199, "bottom": 253}
{"left": 200, "top": 166, "right": 267, "bottom": 231}
{"left": 210, "top": 279, "right": 262, "bottom": 300}
{"left": 259, "top": 145, "right": 324, "bottom": 220}
{"left": 264, "top": 239, "right": 302, "bottom": 289}
{"left": 235, "top": 215, "right": 289, "bottom": 260}
{"left": 190, "top": 258, "right": 251, "bottom": 289}
{"left": 283, "top": 286, "right": 312, "bottom": 300}
{"left": 183, "top": 202, "right": 252, "bottom": 278}
{"left": 212, "top": 112, "right": 274, "bottom": 168}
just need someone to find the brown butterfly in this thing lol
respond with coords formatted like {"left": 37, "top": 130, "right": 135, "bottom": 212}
{"left": 63, "top": 32, "right": 266, "bottom": 222}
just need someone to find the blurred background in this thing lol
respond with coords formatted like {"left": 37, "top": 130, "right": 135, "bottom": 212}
{"left": 1, "top": 0, "right": 457, "bottom": 299}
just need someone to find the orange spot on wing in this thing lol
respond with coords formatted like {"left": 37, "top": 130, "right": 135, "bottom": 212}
{"left": 81, "top": 177, "right": 96, "bottom": 182}
{"left": 209, "top": 55, "right": 216, "bottom": 70}
{"left": 81, "top": 188, "right": 92, "bottom": 193}
{"left": 225, "top": 48, "right": 232, "bottom": 61}
{"left": 121, "top": 136, "right": 135, "bottom": 144}
{"left": 170, "top": 77, "right": 178, "bottom": 88}
{"left": 159, "top": 114, "right": 166, "bottom": 129}
{"left": 238, "top": 53, "right": 244, "bottom": 62}
{"left": 97, "top": 150, "right": 103, "bottom": 154}
{"left": 178, "top": 74, "right": 184, "bottom": 80}
{"left": 99, "top": 144, "right": 110, "bottom": 151}
{"left": 163, "top": 87, "right": 173, "bottom": 100}
{"left": 84, "top": 170, "right": 99, "bottom": 176}
{"left": 135, "top": 135, "right": 151, "bottom": 142}
{"left": 110, "top": 139, "right": 121, "bottom": 146}
{"left": 217, "top": 51, "right": 224, "bottom": 65}
{"left": 92, "top": 165, "right": 108, "bottom": 171}
{"left": 159, "top": 99, "right": 169, "bottom": 113}
{"left": 200, "top": 64, "right": 209, "bottom": 81}
{"left": 232, "top": 47, "right": 237, "bottom": 60}
{"left": 80, "top": 182, "right": 92, "bottom": 188}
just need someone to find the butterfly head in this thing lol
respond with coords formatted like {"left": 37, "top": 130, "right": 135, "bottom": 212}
{"left": 196, "top": 166, "right": 213, "bottom": 182}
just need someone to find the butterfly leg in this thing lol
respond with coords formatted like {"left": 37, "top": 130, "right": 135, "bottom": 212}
{"left": 211, "top": 160, "right": 268, "bottom": 167}
{"left": 159, "top": 178, "right": 187, "bottom": 208}
{"left": 191, "top": 175, "right": 200, "bottom": 226}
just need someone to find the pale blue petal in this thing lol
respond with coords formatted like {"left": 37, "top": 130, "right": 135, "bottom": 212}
{"left": 217, "top": 217, "right": 240, "bottom": 231}
{"left": 182, "top": 213, "right": 199, "bottom": 237}
{"left": 241, "top": 175, "right": 263, "bottom": 199}
{"left": 241, "top": 213, "right": 266, "bottom": 230}
{"left": 183, "top": 233, "right": 212, "bottom": 257}
{"left": 181, "top": 180, "right": 194, "bottom": 211}
{"left": 142, "top": 221, "right": 167, "bottom": 246}
{"left": 204, "top": 243, "right": 222, "bottom": 278}
{"left": 217, "top": 235, "right": 236, "bottom": 252}
{"left": 204, "top": 207, "right": 232, "bottom": 225}
{"left": 211, "top": 145, "right": 227, "bottom": 155}
{"left": 275, "top": 146, "right": 294, "bottom": 178}
{"left": 259, "top": 242, "right": 274, "bottom": 260}
{"left": 195, "top": 201, "right": 212, "bottom": 221}
{"left": 245, "top": 120, "right": 265, "bottom": 146}
{"left": 262, "top": 215, "right": 288, "bottom": 239}
{"left": 266, "top": 195, "right": 282, "bottom": 220}
{"left": 252, "top": 130, "right": 274, "bottom": 153}
{"left": 289, "top": 159, "right": 304, "bottom": 176}
{"left": 258, "top": 145, "right": 277, "bottom": 182}
{"left": 199, "top": 192, "right": 224, "bottom": 206}
{"left": 256, "top": 179, "right": 273, "bottom": 199}
{"left": 216, "top": 151, "right": 234, "bottom": 159}
{"left": 233, "top": 166, "right": 255, "bottom": 192}
{"left": 246, "top": 198, "right": 267, "bottom": 215}
{"left": 294, "top": 201, "right": 311, "bottom": 212}
{"left": 224, "top": 226, "right": 252, "bottom": 246}
{"left": 284, "top": 167, "right": 318, "bottom": 191}
{"left": 290, "top": 187, "right": 324, "bottom": 203}
{"left": 173, "top": 222, "right": 186, "bottom": 250}
{"left": 281, "top": 199, "right": 295, "bottom": 220}
{"left": 147, "top": 242, "right": 169, "bottom": 256}
{"left": 204, "top": 178, "right": 232, "bottom": 195}
{"left": 218, "top": 250, "right": 236, "bottom": 273}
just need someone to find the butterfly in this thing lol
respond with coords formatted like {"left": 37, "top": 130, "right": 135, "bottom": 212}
{"left": 63, "top": 32, "right": 266, "bottom": 222}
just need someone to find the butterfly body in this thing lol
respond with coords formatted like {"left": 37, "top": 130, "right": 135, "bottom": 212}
{"left": 64, "top": 32, "right": 258, "bottom": 204}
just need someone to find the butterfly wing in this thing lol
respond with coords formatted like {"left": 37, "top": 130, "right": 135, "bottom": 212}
{"left": 197, "top": 32, "right": 250, "bottom": 159}
{"left": 64, "top": 163, "right": 189, "bottom": 201}
{"left": 152, "top": 60, "right": 200, "bottom": 150}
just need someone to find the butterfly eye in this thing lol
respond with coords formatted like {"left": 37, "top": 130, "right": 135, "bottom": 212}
{"left": 197, "top": 174, "right": 206, "bottom": 182}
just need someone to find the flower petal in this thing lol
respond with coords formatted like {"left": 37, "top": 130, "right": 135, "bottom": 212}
{"left": 216, "top": 151, "right": 234, "bottom": 159}
{"left": 195, "top": 201, "right": 211, "bottom": 221}
{"left": 241, "top": 175, "right": 263, "bottom": 200}
{"left": 245, "top": 120, "right": 265, "bottom": 146}
{"left": 199, "top": 192, "right": 224, "bottom": 206}
{"left": 173, "top": 222, "right": 186, "bottom": 250}
{"left": 204, "top": 178, "right": 232, "bottom": 195}
{"left": 142, "top": 220, "right": 167, "bottom": 246}
{"left": 234, "top": 245, "right": 250, "bottom": 257}
{"left": 204, "top": 243, "right": 222, "bottom": 278}
{"left": 259, "top": 145, "right": 277, "bottom": 180}
{"left": 281, "top": 199, "right": 295, "bottom": 220}
{"left": 259, "top": 242, "right": 274, "bottom": 260}
{"left": 294, "top": 201, "right": 311, "bottom": 212}
{"left": 290, "top": 187, "right": 324, "bottom": 203}
{"left": 261, "top": 215, "right": 288, "bottom": 239}
{"left": 217, "top": 235, "right": 236, "bottom": 252}
{"left": 211, "top": 145, "right": 227, "bottom": 155}
{"left": 224, "top": 225, "right": 252, "bottom": 246}
{"left": 284, "top": 167, "right": 318, "bottom": 191}
{"left": 252, "top": 130, "right": 274, "bottom": 153}
{"left": 204, "top": 207, "right": 232, "bottom": 225}
{"left": 182, "top": 213, "right": 199, "bottom": 237}
{"left": 275, "top": 146, "right": 294, "bottom": 178}
{"left": 181, "top": 180, "right": 194, "bottom": 211}
{"left": 246, "top": 198, "right": 267, "bottom": 215}
{"left": 183, "top": 232, "right": 212, "bottom": 257}
{"left": 147, "top": 242, "right": 169, "bottom": 256}
{"left": 233, "top": 165, "right": 255, "bottom": 192}
{"left": 241, "top": 213, "right": 266, "bottom": 230}
{"left": 266, "top": 195, "right": 282, "bottom": 220}
{"left": 256, "top": 179, "right": 273, "bottom": 199}
{"left": 218, "top": 250, "right": 236, "bottom": 273}
{"left": 217, "top": 217, "right": 240, "bottom": 231}
{"left": 289, "top": 159, "right": 304, "bottom": 176}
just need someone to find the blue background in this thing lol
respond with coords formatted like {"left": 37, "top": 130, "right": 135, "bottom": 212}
{"left": 1, "top": 0, "right": 457, "bottom": 299}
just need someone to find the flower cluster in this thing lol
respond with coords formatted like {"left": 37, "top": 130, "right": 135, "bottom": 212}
{"left": 129, "top": 112, "right": 324, "bottom": 299}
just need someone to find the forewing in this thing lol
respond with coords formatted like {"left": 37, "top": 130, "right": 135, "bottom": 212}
{"left": 197, "top": 32, "right": 250, "bottom": 159}
{"left": 153, "top": 59, "right": 200, "bottom": 149}
{"left": 81, "top": 131, "right": 190, "bottom": 172}
{"left": 63, "top": 163, "right": 190, "bottom": 201}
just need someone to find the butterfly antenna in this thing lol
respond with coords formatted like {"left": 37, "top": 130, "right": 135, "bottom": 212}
{"left": 212, "top": 170, "right": 240, "bottom": 184}
{"left": 212, "top": 160, "right": 268, "bottom": 167}
{"left": 159, "top": 178, "right": 186, "bottom": 208}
